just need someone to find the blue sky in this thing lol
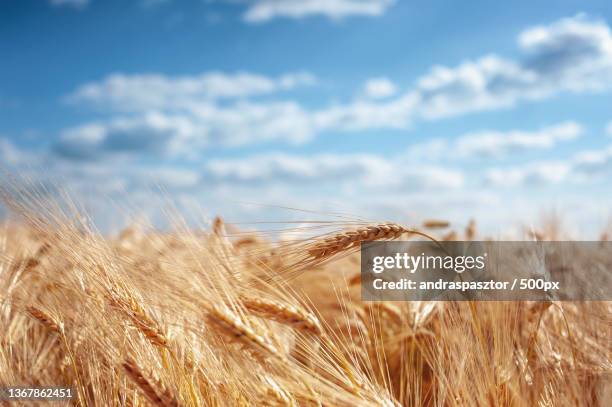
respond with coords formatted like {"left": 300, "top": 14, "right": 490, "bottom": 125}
{"left": 1, "top": 0, "right": 612, "bottom": 235}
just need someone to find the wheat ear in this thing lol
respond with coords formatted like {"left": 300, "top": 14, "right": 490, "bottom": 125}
{"left": 122, "top": 358, "right": 180, "bottom": 407}
{"left": 206, "top": 305, "right": 282, "bottom": 359}
{"left": 242, "top": 297, "right": 323, "bottom": 336}
{"left": 212, "top": 216, "right": 225, "bottom": 236}
{"left": 27, "top": 306, "right": 86, "bottom": 406}
{"left": 422, "top": 219, "right": 450, "bottom": 229}
{"left": 442, "top": 231, "right": 458, "bottom": 241}
{"left": 465, "top": 219, "right": 477, "bottom": 240}
{"left": 307, "top": 223, "right": 431, "bottom": 260}
{"left": 106, "top": 290, "right": 168, "bottom": 348}
{"left": 26, "top": 306, "right": 61, "bottom": 333}
{"left": 263, "top": 376, "right": 295, "bottom": 406}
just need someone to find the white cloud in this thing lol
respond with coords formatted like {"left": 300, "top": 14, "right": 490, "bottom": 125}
{"left": 61, "top": 85, "right": 417, "bottom": 161}
{"left": 409, "top": 15, "right": 612, "bottom": 119}
{"left": 518, "top": 14, "right": 612, "bottom": 91}
{"left": 55, "top": 101, "right": 318, "bottom": 160}
{"left": 54, "top": 113, "right": 197, "bottom": 160}
{"left": 7, "top": 134, "right": 611, "bottom": 236}
{"left": 408, "top": 122, "right": 583, "bottom": 160}
{"left": 313, "top": 15, "right": 612, "bottom": 130}
{"left": 0, "top": 138, "right": 24, "bottom": 166}
{"left": 413, "top": 55, "right": 537, "bottom": 119}
{"left": 68, "top": 71, "right": 316, "bottom": 112}
{"left": 58, "top": 15, "right": 612, "bottom": 160}
{"left": 63, "top": 71, "right": 321, "bottom": 158}
{"left": 398, "top": 166, "right": 465, "bottom": 189}
{"left": 312, "top": 93, "right": 418, "bottom": 131}
{"left": 130, "top": 167, "right": 201, "bottom": 189}
{"left": 189, "top": 100, "right": 316, "bottom": 146}
{"left": 203, "top": 152, "right": 464, "bottom": 189}
{"left": 362, "top": 77, "right": 397, "bottom": 99}
{"left": 62, "top": 69, "right": 413, "bottom": 160}
{"left": 50, "top": 0, "right": 89, "bottom": 7}
{"left": 205, "top": 153, "right": 389, "bottom": 185}
{"left": 485, "top": 144, "right": 612, "bottom": 186}
{"left": 572, "top": 145, "right": 612, "bottom": 178}
{"left": 292, "top": 15, "right": 612, "bottom": 134}
{"left": 456, "top": 122, "right": 582, "bottom": 157}
{"left": 242, "top": 0, "right": 396, "bottom": 23}
{"left": 486, "top": 162, "right": 571, "bottom": 186}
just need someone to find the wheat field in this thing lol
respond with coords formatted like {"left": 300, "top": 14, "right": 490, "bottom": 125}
{"left": 0, "top": 196, "right": 611, "bottom": 406}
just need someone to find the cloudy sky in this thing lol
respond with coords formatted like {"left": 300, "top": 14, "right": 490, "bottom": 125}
{"left": 1, "top": 0, "right": 612, "bottom": 234}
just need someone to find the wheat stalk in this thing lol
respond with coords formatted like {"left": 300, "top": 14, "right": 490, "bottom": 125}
{"left": 26, "top": 306, "right": 61, "bottom": 333}
{"left": 263, "top": 376, "right": 295, "bottom": 406}
{"left": 212, "top": 216, "right": 225, "bottom": 236}
{"left": 206, "top": 305, "right": 282, "bottom": 360}
{"left": 26, "top": 305, "right": 87, "bottom": 405}
{"left": 242, "top": 297, "right": 323, "bottom": 336}
{"left": 122, "top": 358, "right": 180, "bottom": 407}
{"left": 307, "top": 223, "right": 406, "bottom": 259}
{"left": 3, "top": 193, "right": 611, "bottom": 407}
{"left": 422, "top": 219, "right": 450, "bottom": 229}
{"left": 365, "top": 302, "right": 403, "bottom": 325}
{"left": 305, "top": 223, "right": 436, "bottom": 264}
{"left": 465, "top": 219, "right": 477, "bottom": 240}
{"left": 233, "top": 236, "right": 258, "bottom": 249}
{"left": 106, "top": 290, "right": 168, "bottom": 348}
{"left": 442, "top": 230, "right": 458, "bottom": 241}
